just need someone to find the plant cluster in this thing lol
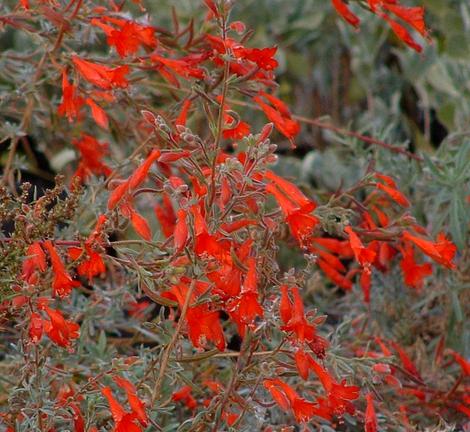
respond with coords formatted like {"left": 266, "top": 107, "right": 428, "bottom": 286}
{"left": 0, "top": 0, "right": 469, "bottom": 431}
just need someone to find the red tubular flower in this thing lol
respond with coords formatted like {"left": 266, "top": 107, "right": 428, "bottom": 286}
{"left": 227, "top": 256, "right": 263, "bottom": 335}
{"left": 220, "top": 219, "right": 256, "bottom": 233}
{"left": 72, "top": 56, "right": 130, "bottom": 89}
{"left": 22, "top": 242, "right": 47, "bottom": 284}
{"left": 68, "top": 247, "right": 106, "bottom": 281}
{"left": 113, "top": 377, "right": 148, "bottom": 426}
{"left": 402, "top": 231, "right": 456, "bottom": 269}
{"left": 455, "top": 402, "right": 470, "bottom": 418}
{"left": 381, "top": 3, "right": 427, "bottom": 36}
{"left": 295, "top": 349, "right": 311, "bottom": 380}
{"left": 265, "top": 171, "right": 319, "bottom": 247}
{"left": 376, "top": 182, "right": 410, "bottom": 207}
{"left": 108, "top": 181, "right": 130, "bottom": 210}
{"left": 374, "top": 337, "right": 393, "bottom": 357}
{"left": 279, "top": 285, "right": 292, "bottom": 324}
{"left": 57, "top": 69, "right": 84, "bottom": 122}
{"left": 128, "top": 150, "right": 161, "bottom": 190}
{"left": 157, "top": 151, "right": 190, "bottom": 166}
{"left": 219, "top": 177, "right": 232, "bottom": 209}
{"left": 280, "top": 286, "right": 312, "bottom": 342}
{"left": 85, "top": 98, "right": 109, "bottom": 130}
{"left": 287, "top": 212, "right": 319, "bottom": 245}
{"left": 42, "top": 306, "right": 80, "bottom": 349}
{"left": 265, "top": 182, "right": 298, "bottom": 216}
{"left": 253, "top": 92, "right": 300, "bottom": 144}
{"left": 367, "top": 1, "right": 428, "bottom": 52}
{"left": 331, "top": 0, "right": 361, "bottom": 27}
{"left": 172, "top": 386, "right": 197, "bottom": 410}
{"left": 317, "top": 257, "right": 353, "bottom": 291}
{"left": 400, "top": 243, "right": 432, "bottom": 290}
{"left": 69, "top": 214, "right": 107, "bottom": 282}
{"left": 29, "top": 312, "right": 44, "bottom": 344}
{"left": 151, "top": 54, "right": 205, "bottom": 80}
{"left": 186, "top": 305, "right": 226, "bottom": 351}
{"left": 230, "top": 21, "right": 246, "bottom": 34}
{"left": 72, "top": 134, "right": 111, "bottom": 184}
{"left": 263, "top": 378, "right": 331, "bottom": 422}
{"left": 223, "top": 119, "right": 251, "bottom": 140}
{"left": 129, "top": 208, "right": 152, "bottom": 241}
{"left": 232, "top": 46, "right": 278, "bottom": 71}
{"left": 360, "top": 268, "right": 372, "bottom": 303}
{"left": 56, "top": 385, "right": 85, "bottom": 432}
{"left": 344, "top": 226, "right": 376, "bottom": 267}
{"left": 175, "top": 99, "right": 192, "bottom": 127}
{"left": 101, "top": 387, "right": 142, "bottom": 432}
{"left": 174, "top": 209, "right": 189, "bottom": 253}
{"left": 381, "top": 14, "right": 423, "bottom": 52}
{"left": 214, "top": 96, "right": 251, "bottom": 140}
{"left": 312, "top": 237, "right": 353, "bottom": 258}
{"left": 163, "top": 281, "right": 226, "bottom": 351}
{"left": 448, "top": 350, "right": 470, "bottom": 376}
{"left": 189, "top": 204, "right": 231, "bottom": 263}
{"left": 280, "top": 286, "right": 329, "bottom": 357}
{"left": 365, "top": 393, "right": 378, "bottom": 432}
{"left": 91, "top": 17, "right": 157, "bottom": 58}
{"left": 370, "top": 204, "right": 390, "bottom": 228}
{"left": 203, "top": 0, "right": 219, "bottom": 17}
{"left": 265, "top": 170, "right": 315, "bottom": 214}
{"left": 107, "top": 150, "right": 161, "bottom": 233}
{"left": 70, "top": 403, "right": 85, "bottom": 432}
{"left": 154, "top": 193, "right": 176, "bottom": 238}
{"left": 391, "top": 341, "right": 422, "bottom": 380}
{"left": 308, "top": 357, "right": 360, "bottom": 415}
{"left": 43, "top": 241, "right": 80, "bottom": 298}
{"left": 335, "top": 0, "right": 429, "bottom": 52}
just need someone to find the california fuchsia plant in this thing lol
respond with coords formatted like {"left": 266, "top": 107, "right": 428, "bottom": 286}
{"left": 0, "top": 1, "right": 468, "bottom": 431}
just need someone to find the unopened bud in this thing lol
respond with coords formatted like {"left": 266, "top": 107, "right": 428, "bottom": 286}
{"left": 265, "top": 154, "right": 278, "bottom": 164}
{"left": 181, "top": 133, "right": 196, "bottom": 144}
{"left": 175, "top": 124, "right": 187, "bottom": 134}
{"left": 225, "top": 157, "right": 243, "bottom": 172}
{"left": 141, "top": 110, "right": 157, "bottom": 125}
{"left": 258, "top": 123, "right": 274, "bottom": 143}
{"left": 155, "top": 115, "right": 171, "bottom": 134}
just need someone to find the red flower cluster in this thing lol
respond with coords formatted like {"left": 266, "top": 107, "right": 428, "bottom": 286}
{"left": 2, "top": 1, "right": 466, "bottom": 431}
{"left": 331, "top": 0, "right": 429, "bottom": 52}
{"left": 101, "top": 377, "right": 148, "bottom": 432}
{"left": 91, "top": 16, "right": 157, "bottom": 58}
{"left": 29, "top": 300, "right": 80, "bottom": 349}
{"left": 72, "top": 135, "right": 112, "bottom": 185}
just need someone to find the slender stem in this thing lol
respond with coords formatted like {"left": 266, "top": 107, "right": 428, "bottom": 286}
{"left": 207, "top": 16, "right": 230, "bottom": 212}
{"left": 294, "top": 113, "right": 423, "bottom": 161}
{"left": 150, "top": 280, "right": 196, "bottom": 405}
{"left": 211, "top": 337, "right": 246, "bottom": 432}
{"left": 148, "top": 81, "right": 423, "bottom": 161}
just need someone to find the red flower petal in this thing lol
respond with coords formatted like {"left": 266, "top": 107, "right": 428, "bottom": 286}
{"left": 130, "top": 211, "right": 152, "bottom": 241}
{"left": 365, "top": 393, "right": 378, "bottom": 432}
{"left": 331, "top": 0, "right": 361, "bottom": 27}
{"left": 174, "top": 209, "right": 189, "bottom": 253}
{"left": 86, "top": 98, "right": 109, "bottom": 129}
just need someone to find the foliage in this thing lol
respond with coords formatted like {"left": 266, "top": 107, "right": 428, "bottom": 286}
{"left": 0, "top": 0, "right": 469, "bottom": 431}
